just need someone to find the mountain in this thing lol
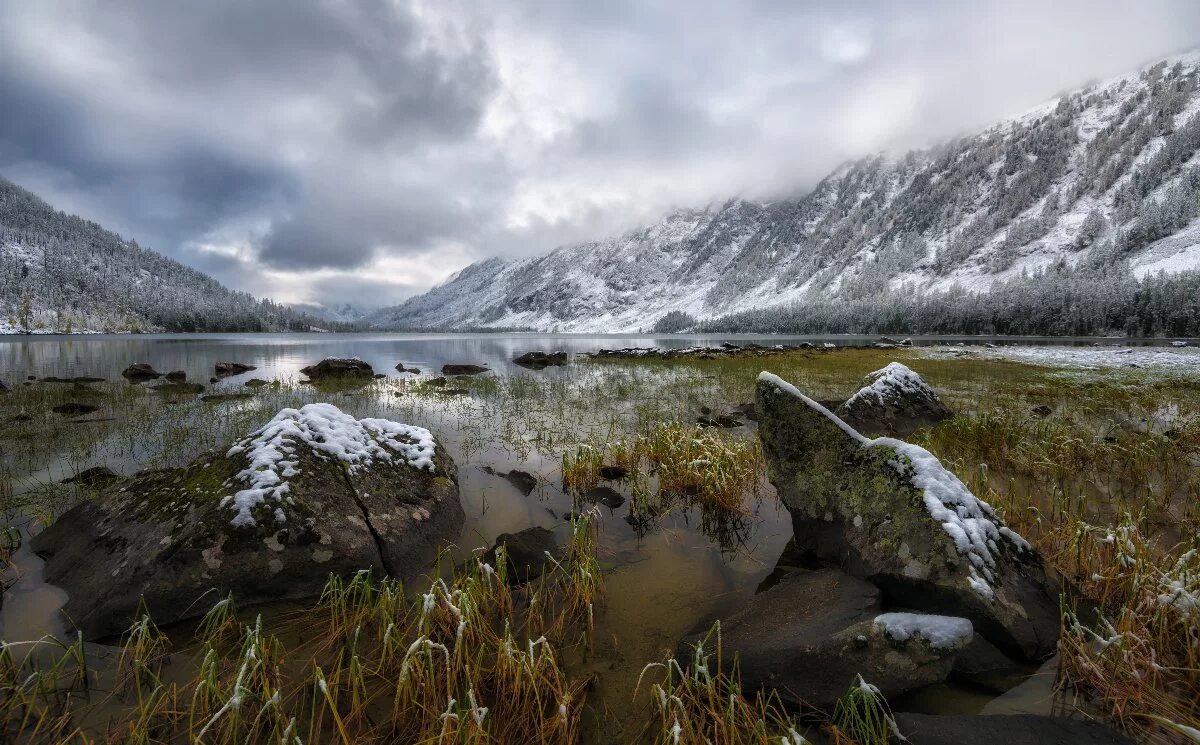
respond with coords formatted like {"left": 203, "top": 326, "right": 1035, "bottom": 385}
{"left": 289, "top": 302, "right": 372, "bottom": 326}
{"left": 0, "top": 177, "right": 334, "bottom": 333}
{"left": 369, "top": 52, "right": 1200, "bottom": 334}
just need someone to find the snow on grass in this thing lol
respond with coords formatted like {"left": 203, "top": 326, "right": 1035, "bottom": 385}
{"left": 221, "top": 403, "right": 436, "bottom": 528}
{"left": 842, "top": 362, "right": 932, "bottom": 410}
{"left": 917, "top": 344, "right": 1200, "bottom": 373}
{"left": 872, "top": 612, "right": 973, "bottom": 650}
{"left": 759, "top": 372, "right": 1030, "bottom": 600}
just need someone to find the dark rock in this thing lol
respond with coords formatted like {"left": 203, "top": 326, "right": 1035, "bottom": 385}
{"left": 201, "top": 393, "right": 255, "bottom": 403}
{"left": 244, "top": 378, "right": 269, "bottom": 388}
{"left": 63, "top": 466, "right": 120, "bottom": 489}
{"left": 952, "top": 634, "right": 1032, "bottom": 694}
{"left": 165, "top": 371, "right": 187, "bottom": 383}
{"left": 40, "top": 376, "right": 105, "bottom": 384}
{"left": 599, "top": 465, "right": 628, "bottom": 480}
{"left": 757, "top": 373, "right": 1061, "bottom": 661}
{"left": 373, "top": 373, "right": 387, "bottom": 379}
{"left": 121, "top": 363, "right": 162, "bottom": 381}
{"left": 677, "top": 569, "right": 970, "bottom": 710}
{"left": 697, "top": 415, "right": 743, "bottom": 428}
{"left": 27, "top": 375, "right": 36, "bottom": 380}
{"left": 395, "top": 364, "right": 421, "bottom": 374}
{"left": 513, "top": 351, "right": 568, "bottom": 370}
{"left": 484, "top": 527, "right": 561, "bottom": 583}
{"left": 441, "top": 364, "right": 489, "bottom": 376}
{"left": 52, "top": 402, "right": 100, "bottom": 416}
{"left": 1031, "top": 404, "right": 1053, "bottom": 418}
{"left": 209, "top": 377, "right": 220, "bottom": 384}
{"left": 583, "top": 486, "right": 625, "bottom": 509}
{"left": 32, "top": 403, "right": 464, "bottom": 639}
{"left": 891, "top": 713, "right": 1133, "bottom": 745}
{"left": 0, "top": 380, "right": 7, "bottom": 393}
{"left": 299, "top": 358, "right": 374, "bottom": 380}
{"left": 215, "top": 362, "right": 256, "bottom": 376}
{"left": 836, "top": 362, "right": 953, "bottom": 438}
{"left": 731, "top": 402, "right": 758, "bottom": 422}
{"left": 151, "top": 382, "right": 205, "bottom": 395}
{"left": 503, "top": 469, "right": 538, "bottom": 496}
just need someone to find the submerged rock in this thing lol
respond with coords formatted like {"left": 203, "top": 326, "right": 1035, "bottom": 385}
{"left": 395, "top": 364, "right": 421, "bottom": 374}
{"left": 599, "top": 465, "right": 628, "bottom": 480}
{"left": 244, "top": 378, "right": 269, "bottom": 388}
{"left": 299, "top": 358, "right": 374, "bottom": 379}
{"left": 892, "top": 713, "right": 1133, "bottom": 745}
{"left": 441, "top": 363, "right": 489, "bottom": 376}
{"left": 677, "top": 569, "right": 970, "bottom": 709}
{"left": 484, "top": 526, "right": 561, "bottom": 583}
{"left": 513, "top": 351, "right": 568, "bottom": 370}
{"left": 835, "top": 362, "right": 952, "bottom": 437}
{"left": 756, "top": 372, "right": 1060, "bottom": 661}
{"left": 63, "top": 466, "right": 120, "bottom": 489}
{"left": 32, "top": 403, "right": 463, "bottom": 639}
{"left": 582, "top": 486, "right": 625, "bottom": 509}
{"left": 215, "top": 361, "right": 256, "bottom": 376}
{"left": 483, "top": 467, "right": 538, "bottom": 496}
{"left": 121, "top": 363, "right": 162, "bottom": 381}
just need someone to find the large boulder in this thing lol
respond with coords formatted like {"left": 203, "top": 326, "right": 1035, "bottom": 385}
{"left": 756, "top": 372, "right": 1060, "bottom": 661}
{"left": 32, "top": 403, "right": 463, "bottom": 639}
{"left": 677, "top": 569, "right": 971, "bottom": 710}
{"left": 299, "top": 358, "right": 374, "bottom": 379}
{"left": 835, "top": 362, "right": 952, "bottom": 437}
{"left": 891, "top": 713, "right": 1133, "bottom": 745}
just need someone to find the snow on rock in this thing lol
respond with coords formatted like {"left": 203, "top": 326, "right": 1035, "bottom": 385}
{"left": 873, "top": 612, "right": 974, "bottom": 650}
{"left": 843, "top": 362, "right": 931, "bottom": 409}
{"left": 222, "top": 403, "right": 436, "bottom": 527}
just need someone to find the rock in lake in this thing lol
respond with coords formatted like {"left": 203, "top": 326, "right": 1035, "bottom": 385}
{"left": 299, "top": 358, "right": 374, "bottom": 379}
{"left": 835, "top": 362, "right": 952, "bottom": 437}
{"left": 677, "top": 569, "right": 971, "bottom": 710}
{"left": 484, "top": 526, "right": 562, "bottom": 583}
{"left": 215, "top": 361, "right": 257, "bottom": 376}
{"left": 756, "top": 372, "right": 1060, "bottom": 661}
{"left": 121, "top": 363, "right": 163, "bottom": 381}
{"left": 583, "top": 486, "right": 625, "bottom": 509}
{"left": 63, "top": 466, "right": 120, "bottom": 489}
{"left": 32, "top": 403, "right": 463, "bottom": 639}
{"left": 441, "top": 363, "right": 489, "bottom": 376}
{"left": 892, "top": 713, "right": 1133, "bottom": 745}
{"left": 513, "top": 351, "right": 568, "bottom": 370}
{"left": 165, "top": 370, "right": 187, "bottom": 383}
{"left": 395, "top": 364, "right": 421, "bottom": 374}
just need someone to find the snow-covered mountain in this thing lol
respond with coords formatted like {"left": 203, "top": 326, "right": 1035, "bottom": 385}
{"left": 289, "top": 302, "right": 373, "bottom": 325}
{"left": 0, "top": 177, "right": 334, "bottom": 333}
{"left": 369, "top": 52, "right": 1200, "bottom": 333}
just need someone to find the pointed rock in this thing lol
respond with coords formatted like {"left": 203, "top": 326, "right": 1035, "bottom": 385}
{"left": 835, "top": 362, "right": 952, "bottom": 437}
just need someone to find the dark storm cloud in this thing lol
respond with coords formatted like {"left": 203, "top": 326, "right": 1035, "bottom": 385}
{"left": 1, "top": 0, "right": 1198, "bottom": 304}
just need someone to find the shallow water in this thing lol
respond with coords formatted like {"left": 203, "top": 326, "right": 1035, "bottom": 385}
{"left": 0, "top": 332, "right": 1106, "bottom": 738}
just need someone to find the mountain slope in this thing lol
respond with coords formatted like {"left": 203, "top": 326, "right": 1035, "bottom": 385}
{"left": 0, "top": 177, "right": 332, "bottom": 333}
{"left": 370, "top": 52, "right": 1200, "bottom": 333}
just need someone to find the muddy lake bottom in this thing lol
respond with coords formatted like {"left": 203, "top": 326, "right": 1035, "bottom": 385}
{"left": 2, "top": 333, "right": 1197, "bottom": 743}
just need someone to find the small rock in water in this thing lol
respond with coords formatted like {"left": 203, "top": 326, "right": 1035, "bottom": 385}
{"left": 165, "top": 370, "right": 187, "bottom": 383}
{"left": 52, "top": 402, "right": 100, "bottom": 416}
{"left": 583, "top": 486, "right": 625, "bottom": 509}
{"left": 513, "top": 351, "right": 568, "bottom": 370}
{"left": 484, "top": 467, "right": 538, "bottom": 496}
{"left": 215, "top": 361, "right": 256, "bottom": 376}
{"left": 63, "top": 466, "right": 120, "bottom": 489}
{"left": 485, "top": 527, "right": 561, "bottom": 583}
{"left": 244, "top": 378, "right": 269, "bottom": 388}
{"left": 599, "top": 465, "right": 628, "bottom": 480}
{"left": 121, "top": 363, "right": 162, "bottom": 381}
{"left": 395, "top": 363, "right": 421, "bottom": 374}
{"left": 441, "top": 363, "right": 489, "bottom": 376}
{"left": 299, "top": 358, "right": 374, "bottom": 379}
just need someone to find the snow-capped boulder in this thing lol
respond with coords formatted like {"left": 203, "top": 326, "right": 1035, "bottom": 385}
{"left": 676, "top": 569, "right": 971, "bottom": 709}
{"left": 756, "top": 372, "right": 1060, "bottom": 660}
{"left": 835, "top": 362, "right": 952, "bottom": 437}
{"left": 32, "top": 403, "right": 462, "bottom": 639}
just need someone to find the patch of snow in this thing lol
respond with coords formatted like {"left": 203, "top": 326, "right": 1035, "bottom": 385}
{"left": 221, "top": 403, "right": 436, "bottom": 528}
{"left": 843, "top": 362, "right": 932, "bottom": 409}
{"left": 918, "top": 345, "right": 1200, "bottom": 373}
{"left": 873, "top": 612, "right": 973, "bottom": 650}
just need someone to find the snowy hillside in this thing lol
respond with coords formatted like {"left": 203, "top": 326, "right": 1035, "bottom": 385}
{"left": 0, "top": 177, "right": 332, "bottom": 333}
{"left": 370, "top": 52, "right": 1200, "bottom": 333}
{"left": 289, "top": 302, "right": 372, "bottom": 326}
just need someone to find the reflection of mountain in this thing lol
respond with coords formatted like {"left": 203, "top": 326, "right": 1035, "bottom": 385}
{"left": 0, "top": 177, "right": 332, "bottom": 333}
{"left": 372, "top": 52, "right": 1200, "bottom": 333}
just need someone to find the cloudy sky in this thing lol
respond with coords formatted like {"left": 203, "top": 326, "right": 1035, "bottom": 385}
{"left": 2, "top": 1, "right": 1198, "bottom": 309}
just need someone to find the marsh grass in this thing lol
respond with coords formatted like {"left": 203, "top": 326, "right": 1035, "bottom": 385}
{"left": 2, "top": 515, "right": 601, "bottom": 744}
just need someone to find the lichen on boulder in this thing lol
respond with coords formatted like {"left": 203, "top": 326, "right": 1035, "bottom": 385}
{"left": 32, "top": 403, "right": 463, "bottom": 640}
{"left": 755, "top": 372, "right": 1060, "bottom": 661}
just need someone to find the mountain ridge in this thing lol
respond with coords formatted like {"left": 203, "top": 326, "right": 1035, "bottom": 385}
{"left": 368, "top": 50, "right": 1200, "bottom": 333}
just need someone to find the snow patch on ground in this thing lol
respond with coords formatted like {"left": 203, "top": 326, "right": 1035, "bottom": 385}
{"left": 873, "top": 612, "right": 974, "bottom": 650}
{"left": 917, "top": 345, "right": 1200, "bottom": 373}
{"left": 221, "top": 403, "right": 436, "bottom": 527}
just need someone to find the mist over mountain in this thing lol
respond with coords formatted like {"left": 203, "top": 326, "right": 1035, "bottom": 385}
{"left": 0, "top": 177, "right": 337, "bottom": 333}
{"left": 369, "top": 52, "right": 1200, "bottom": 335}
